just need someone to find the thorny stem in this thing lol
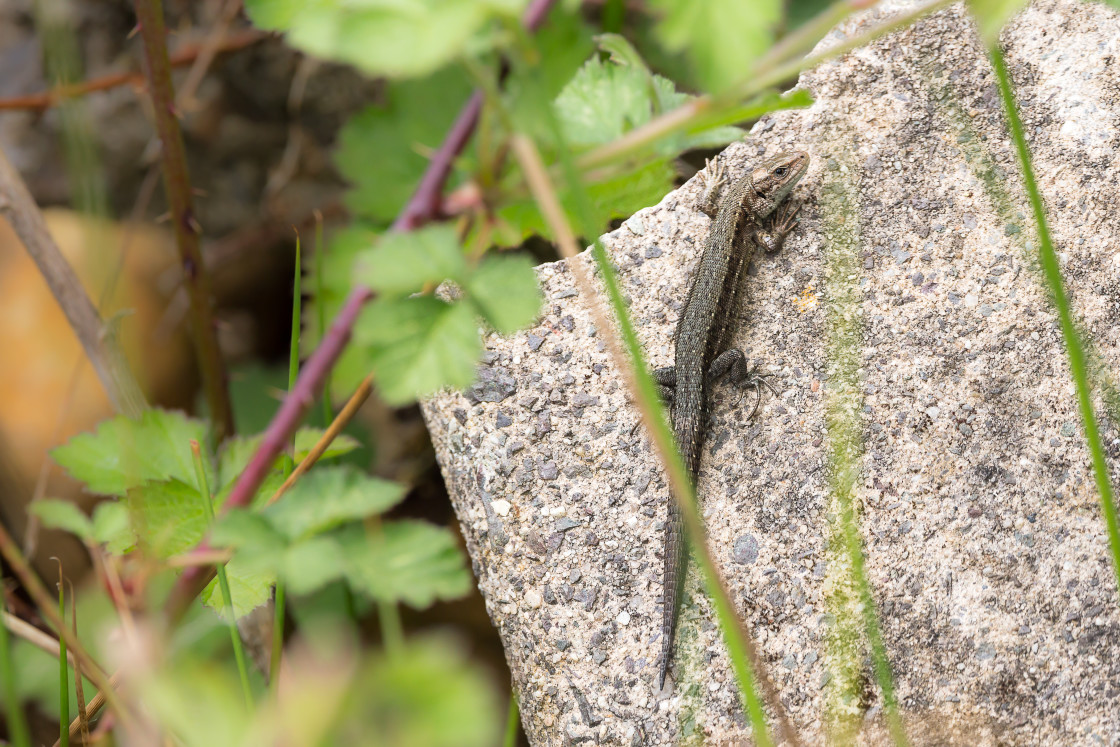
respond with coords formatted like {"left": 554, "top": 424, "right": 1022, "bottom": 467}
{"left": 133, "top": 0, "right": 235, "bottom": 442}
{"left": 163, "top": 0, "right": 562, "bottom": 622}
{"left": 0, "top": 29, "right": 265, "bottom": 112}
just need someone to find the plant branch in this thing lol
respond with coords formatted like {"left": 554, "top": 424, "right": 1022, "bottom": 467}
{"left": 0, "top": 28, "right": 266, "bottom": 112}
{"left": 0, "top": 146, "right": 147, "bottom": 417}
{"left": 0, "top": 521, "right": 125, "bottom": 723}
{"left": 163, "top": 0, "right": 561, "bottom": 623}
{"left": 133, "top": 0, "right": 235, "bottom": 441}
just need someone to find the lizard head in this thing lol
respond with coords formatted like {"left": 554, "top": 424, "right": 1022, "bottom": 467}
{"left": 749, "top": 150, "right": 810, "bottom": 216}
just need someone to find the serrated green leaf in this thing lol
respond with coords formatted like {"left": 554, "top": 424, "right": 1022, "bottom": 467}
{"left": 246, "top": 0, "right": 525, "bottom": 80}
{"left": 201, "top": 556, "right": 275, "bottom": 620}
{"left": 50, "top": 410, "right": 211, "bottom": 497}
{"left": 92, "top": 501, "right": 133, "bottom": 553}
{"left": 143, "top": 660, "right": 251, "bottom": 747}
{"left": 336, "top": 69, "right": 473, "bottom": 224}
{"left": 553, "top": 56, "right": 742, "bottom": 154}
{"left": 129, "top": 480, "right": 209, "bottom": 559}
{"left": 496, "top": 158, "right": 675, "bottom": 244}
{"left": 282, "top": 536, "right": 346, "bottom": 596}
{"left": 29, "top": 499, "right": 93, "bottom": 541}
{"left": 292, "top": 428, "right": 361, "bottom": 462}
{"left": 355, "top": 296, "right": 481, "bottom": 405}
{"left": 339, "top": 636, "right": 500, "bottom": 747}
{"left": 212, "top": 510, "right": 287, "bottom": 552}
{"left": 217, "top": 428, "right": 359, "bottom": 497}
{"left": 968, "top": 0, "right": 1029, "bottom": 42}
{"left": 265, "top": 466, "right": 406, "bottom": 541}
{"left": 354, "top": 225, "right": 467, "bottom": 296}
{"left": 464, "top": 254, "right": 541, "bottom": 333}
{"left": 506, "top": 6, "right": 595, "bottom": 139}
{"left": 303, "top": 226, "right": 379, "bottom": 396}
{"left": 646, "top": 0, "right": 781, "bottom": 91}
{"left": 340, "top": 520, "right": 471, "bottom": 608}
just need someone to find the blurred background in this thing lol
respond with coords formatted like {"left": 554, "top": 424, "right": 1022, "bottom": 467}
{"left": 0, "top": 0, "right": 822, "bottom": 741}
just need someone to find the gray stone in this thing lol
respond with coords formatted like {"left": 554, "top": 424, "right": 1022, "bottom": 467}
{"left": 421, "top": 2, "right": 1120, "bottom": 744}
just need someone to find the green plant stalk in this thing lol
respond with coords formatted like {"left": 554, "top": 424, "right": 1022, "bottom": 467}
{"left": 270, "top": 235, "right": 304, "bottom": 693}
{"left": 190, "top": 441, "right": 253, "bottom": 708}
{"left": 0, "top": 597, "right": 30, "bottom": 747}
{"left": 540, "top": 108, "right": 786, "bottom": 743}
{"left": 57, "top": 564, "right": 69, "bottom": 747}
{"left": 504, "top": 690, "right": 520, "bottom": 747}
{"left": 987, "top": 42, "right": 1120, "bottom": 594}
{"left": 511, "top": 133, "right": 793, "bottom": 747}
{"left": 314, "top": 217, "right": 332, "bottom": 425}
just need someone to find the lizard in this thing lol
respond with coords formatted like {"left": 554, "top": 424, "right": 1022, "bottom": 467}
{"left": 654, "top": 149, "right": 810, "bottom": 689}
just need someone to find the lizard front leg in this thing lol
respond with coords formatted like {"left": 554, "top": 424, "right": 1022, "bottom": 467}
{"left": 697, "top": 157, "right": 729, "bottom": 218}
{"left": 755, "top": 200, "right": 801, "bottom": 253}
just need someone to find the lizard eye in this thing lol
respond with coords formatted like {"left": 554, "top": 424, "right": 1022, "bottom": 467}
{"left": 774, "top": 166, "right": 788, "bottom": 177}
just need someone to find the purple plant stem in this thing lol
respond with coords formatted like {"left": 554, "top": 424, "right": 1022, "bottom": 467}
{"left": 166, "top": 0, "right": 561, "bottom": 620}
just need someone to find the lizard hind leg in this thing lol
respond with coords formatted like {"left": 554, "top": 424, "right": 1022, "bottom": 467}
{"left": 654, "top": 365, "right": 677, "bottom": 407}
{"left": 707, "top": 349, "right": 778, "bottom": 417}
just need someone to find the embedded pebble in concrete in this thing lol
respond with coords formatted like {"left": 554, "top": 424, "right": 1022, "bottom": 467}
{"left": 422, "top": 0, "right": 1120, "bottom": 743}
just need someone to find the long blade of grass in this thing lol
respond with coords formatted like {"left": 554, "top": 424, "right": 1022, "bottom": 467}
{"left": 0, "top": 595, "right": 31, "bottom": 747}
{"left": 191, "top": 440, "right": 254, "bottom": 708}
{"left": 54, "top": 559, "right": 69, "bottom": 747}
{"left": 511, "top": 133, "right": 798, "bottom": 747}
{"left": 986, "top": 41, "right": 1120, "bottom": 594}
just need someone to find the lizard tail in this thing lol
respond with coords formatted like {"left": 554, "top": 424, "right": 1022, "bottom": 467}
{"left": 659, "top": 481, "right": 687, "bottom": 689}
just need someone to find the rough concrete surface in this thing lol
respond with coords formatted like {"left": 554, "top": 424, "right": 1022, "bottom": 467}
{"left": 421, "top": 1, "right": 1120, "bottom": 743}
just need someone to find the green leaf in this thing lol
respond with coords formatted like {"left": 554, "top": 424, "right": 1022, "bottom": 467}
{"left": 646, "top": 0, "right": 781, "bottom": 91}
{"left": 506, "top": 6, "right": 595, "bottom": 139}
{"left": 201, "top": 556, "right": 275, "bottom": 620}
{"left": 303, "top": 226, "right": 379, "bottom": 396}
{"left": 129, "top": 480, "right": 209, "bottom": 559}
{"left": 91, "top": 502, "right": 133, "bottom": 553}
{"left": 355, "top": 296, "right": 481, "bottom": 405}
{"left": 212, "top": 510, "right": 286, "bottom": 553}
{"left": 968, "top": 0, "right": 1030, "bottom": 42}
{"left": 340, "top": 520, "right": 471, "bottom": 608}
{"left": 339, "top": 636, "right": 500, "bottom": 747}
{"left": 217, "top": 428, "right": 360, "bottom": 495}
{"left": 464, "top": 254, "right": 541, "bottom": 333}
{"left": 143, "top": 661, "right": 251, "bottom": 747}
{"left": 336, "top": 68, "right": 473, "bottom": 224}
{"left": 50, "top": 410, "right": 211, "bottom": 497}
{"left": 292, "top": 428, "right": 361, "bottom": 462}
{"left": 496, "top": 158, "right": 675, "bottom": 244}
{"left": 282, "top": 536, "right": 346, "bottom": 596}
{"left": 265, "top": 466, "right": 406, "bottom": 540}
{"left": 354, "top": 225, "right": 467, "bottom": 296}
{"left": 553, "top": 56, "right": 742, "bottom": 154}
{"left": 29, "top": 500, "right": 93, "bottom": 541}
{"left": 245, "top": 0, "right": 525, "bottom": 80}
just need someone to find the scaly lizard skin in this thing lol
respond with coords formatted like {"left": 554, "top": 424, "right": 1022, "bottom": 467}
{"left": 655, "top": 150, "right": 809, "bottom": 688}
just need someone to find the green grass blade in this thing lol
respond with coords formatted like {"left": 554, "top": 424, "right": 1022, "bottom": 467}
{"left": 986, "top": 42, "right": 1120, "bottom": 595}
{"left": 0, "top": 597, "right": 30, "bottom": 747}
{"left": 56, "top": 562, "right": 69, "bottom": 747}
{"left": 503, "top": 690, "right": 520, "bottom": 747}
{"left": 192, "top": 440, "right": 254, "bottom": 709}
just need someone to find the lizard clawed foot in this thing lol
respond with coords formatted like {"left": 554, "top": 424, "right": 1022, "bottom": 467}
{"left": 732, "top": 371, "right": 779, "bottom": 418}
{"left": 698, "top": 158, "right": 729, "bottom": 217}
